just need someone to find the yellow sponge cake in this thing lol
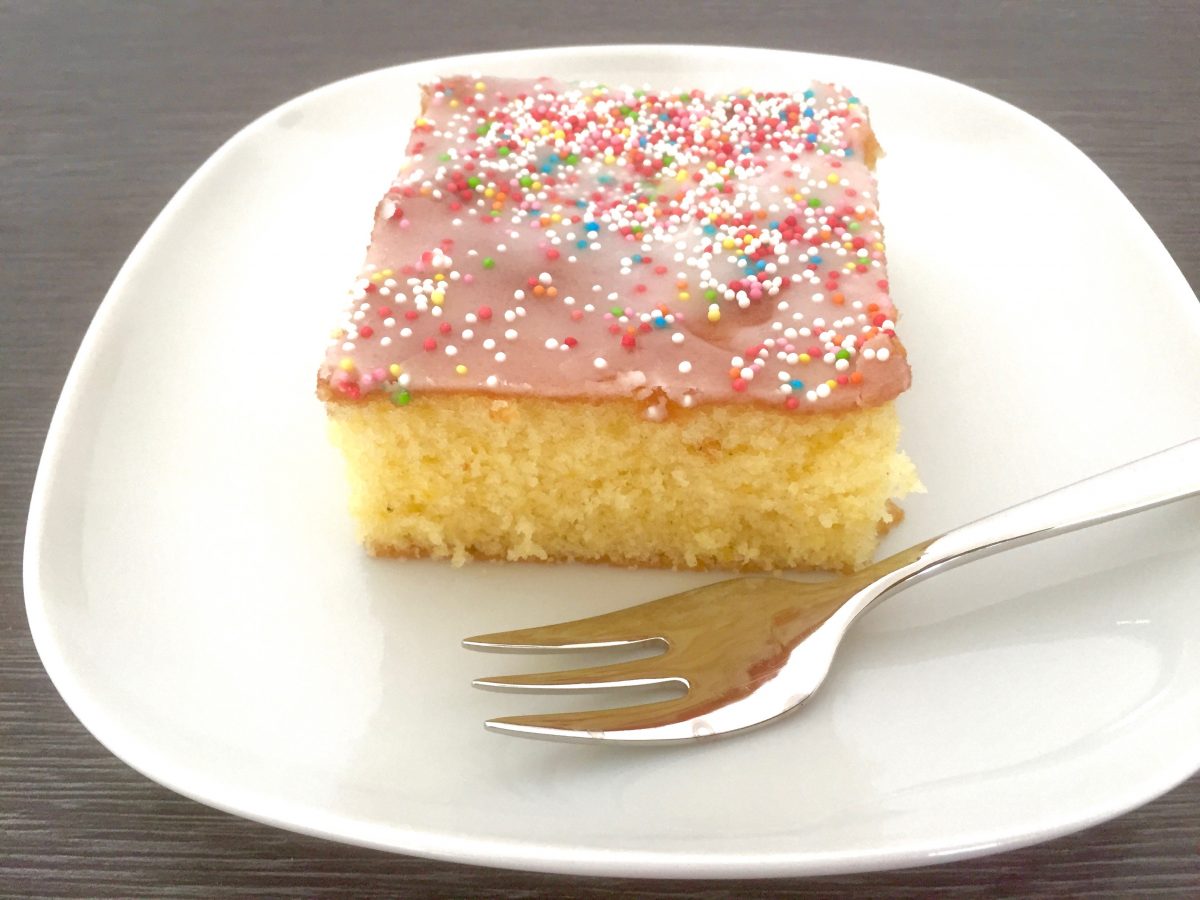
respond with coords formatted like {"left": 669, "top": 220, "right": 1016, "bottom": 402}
{"left": 319, "top": 76, "right": 918, "bottom": 571}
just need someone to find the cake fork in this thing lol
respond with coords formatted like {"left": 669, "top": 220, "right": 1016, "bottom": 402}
{"left": 464, "top": 437, "right": 1200, "bottom": 744}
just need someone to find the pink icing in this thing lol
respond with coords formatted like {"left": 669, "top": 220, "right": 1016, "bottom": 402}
{"left": 320, "top": 76, "right": 910, "bottom": 414}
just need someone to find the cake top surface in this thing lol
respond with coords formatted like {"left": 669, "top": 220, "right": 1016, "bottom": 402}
{"left": 321, "top": 76, "right": 909, "bottom": 415}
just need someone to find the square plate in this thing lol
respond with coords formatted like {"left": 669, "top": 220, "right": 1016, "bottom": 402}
{"left": 24, "top": 45, "right": 1200, "bottom": 877}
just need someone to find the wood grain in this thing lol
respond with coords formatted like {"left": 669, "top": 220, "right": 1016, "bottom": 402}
{"left": 2, "top": 1, "right": 1197, "bottom": 895}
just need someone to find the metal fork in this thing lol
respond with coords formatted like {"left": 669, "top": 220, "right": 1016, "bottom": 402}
{"left": 464, "top": 438, "right": 1200, "bottom": 744}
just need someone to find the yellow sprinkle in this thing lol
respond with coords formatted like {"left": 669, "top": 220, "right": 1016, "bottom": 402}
{"left": 722, "top": 238, "right": 736, "bottom": 250}
{"left": 827, "top": 173, "right": 840, "bottom": 184}
{"left": 431, "top": 291, "right": 445, "bottom": 306}
{"left": 826, "top": 379, "right": 837, "bottom": 388}
{"left": 381, "top": 269, "right": 393, "bottom": 277}
{"left": 706, "top": 161, "right": 717, "bottom": 171}
{"left": 388, "top": 364, "right": 402, "bottom": 377}
{"left": 338, "top": 358, "right": 354, "bottom": 372}
{"left": 604, "top": 154, "right": 616, "bottom": 165}
{"left": 455, "top": 364, "right": 468, "bottom": 375}
{"left": 433, "top": 273, "right": 446, "bottom": 281}
{"left": 550, "top": 213, "right": 561, "bottom": 222}
{"left": 707, "top": 305, "right": 721, "bottom": 323}
{"left": 449, "top": 99, "right": 459, "bottom": 108}
{"left": 676, "top": 170, "right": 688, "bottom": 182}
{"left": 474, "top": 81, "right": 485, "bottom": 90}
{"left": 484, "top": 187, "right": 495, "bottom": 198}
{"left": 369, "top": 273, "right": 383, "bottom": 282}
{"left": 554, "top": 130, "right": 566, "bottom": 140}
{"left": 678, "top": 291, "right": 690, "bottom": 301}
{"left": 799, "top": 353, "right": 811, "bottom": 363}
{"left": 531, "top": 181, "right": 542, "bottom": 191}
{"left": 874, "top": 242, "right": 885, "bottom": 250}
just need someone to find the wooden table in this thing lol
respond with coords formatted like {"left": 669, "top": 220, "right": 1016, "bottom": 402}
{"left": 3, "top": 2, "right": 1197, "bottom": 894}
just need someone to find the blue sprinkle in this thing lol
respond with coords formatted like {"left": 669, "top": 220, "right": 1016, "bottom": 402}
{"left": 703, "top": 224, "right": 717, "bottom": 235}
{"left": 639, "top": 136, "right": 648, "bottom": 147}
{"left": 790, "top": 379, "right": 804, "bottom": 390}
{"left": 659, "top": 113, "right": 670, "bottom": 121}
{"left": 805, "top": 134, "right": 817, "bottom": 144}
{"left": 803, "top": 89, "right": 815, "bottom": 99}
{"left": 653, "top": 317, "right": 668, "bottom": 328}
{"left": 540, "top": 164, "right": 552, "bottom": 174}
{"left": 576, "top": 199, "right": 588, "bottom": 208}
{"left": 585, "top": 221, "right": 599, "bottom": 232}
{"left": 844, "top": 148, "right": 854, "bottom": 157}
{"left": 804, "top": 106, "right": 815, "bottom": 117}
{"left": 576, "top": 239, "right": 588, "bottom": 249}
{"left": 810, "top": 255, "right": 823, "bottom": 265}
{"left": 632, "top": 254, "right": 642, "bottom": 263}
{"left": 848, "top": 96, "right": 859, "bottom": 104}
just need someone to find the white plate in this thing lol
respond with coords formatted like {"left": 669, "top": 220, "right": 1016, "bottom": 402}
{"left": 24, "top": 45, "right": 1200, "bottom": 878}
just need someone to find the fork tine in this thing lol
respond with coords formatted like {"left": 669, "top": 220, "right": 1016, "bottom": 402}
{"left": 462, "top": 606, "right": 667, "bottom": 652}
{"left": 484, "top": 695, "right": 712, "bottom": 743}
{"left": 474, "top": 656, "right": 684, "bottom": 692}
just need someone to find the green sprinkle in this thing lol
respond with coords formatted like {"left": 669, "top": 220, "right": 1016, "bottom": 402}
{"left": 836, "top": 349, "right": 851, "bottom": 360}
{"left": 482, "top": 257, "right": 495, "bottom": 269}
{"left": 467, "top": 176, "right": 481, "bottom": 188}
{"left": 565, "top": 153, "right": 579, "bottom": 165}
{"left": 519, "top": 175, "right": 533, "bottom": 188}
{"left": 808, "top": 197, "right": 822, "bottom": 208}
{"left": 704, "top": 288, "right": 718, "bottom": 301}
{"left": 610, "top": 305, "right": 624, "bottom": 315}
{"left": 390, "top": 390, "right": 411, "bottom": 406}
{"left": 497, "top": 147, "right": 510, "bottom": 157}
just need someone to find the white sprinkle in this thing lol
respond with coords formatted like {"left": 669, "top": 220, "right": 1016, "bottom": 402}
{"left": 483, "top": 338, "right": 496, "bottom": 350}
{"left": 380, "top": 336, "right": 392, "bottom": 347}
{"left": 593, "top": 357, "right": 608, "bottom": 369}
{"left": 678, "top": 361, "right": 692, "bottom": 374}
{"left": 494, "top": 352, "right": 507, "bottom": 362}
{"left": 461, "top": 329, "right": 474, "bottom": 340}
{"left": 445, "top": 345, "right": 458, "bottom": 357}
{"left": 671, "top": 332, "right": 685, "bottom": 344}
{"left": 486, "top": 375, "right": 499, "bottom": 387}
{"left": 876, "top": 347, "right": 891, "bottom": 362}
{"left": 544, "top": 338, "right": 559, "bottom": 350}
{"left": 504, "top": 329, "right": 518, "bottom": 340}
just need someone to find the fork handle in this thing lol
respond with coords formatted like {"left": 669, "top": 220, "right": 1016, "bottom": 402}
{"left": 877, "top": 436, "right": 1200, "bottom": 598}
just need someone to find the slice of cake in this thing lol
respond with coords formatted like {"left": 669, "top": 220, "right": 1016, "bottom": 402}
{"left": 319, "top": 76, "right": 918, "bottom": 571}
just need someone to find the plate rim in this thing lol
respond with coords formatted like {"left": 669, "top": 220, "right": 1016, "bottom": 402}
{"left": 23, "top": 42, "right": 1200, "bottom": 878}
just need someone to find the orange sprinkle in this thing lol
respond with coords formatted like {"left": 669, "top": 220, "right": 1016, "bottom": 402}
{"left": 532, "top": 284, "right": 546, "bottom": 297}
{"left": 850, "top": 372, "right": 864, "bottom": 385}
{"left": 832, "top": 292, "right": 845, "bottom": 305}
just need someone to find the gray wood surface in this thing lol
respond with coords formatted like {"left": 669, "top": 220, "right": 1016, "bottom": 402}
{"left": 3, "top": 1, "right": 1198, "bottom": 895}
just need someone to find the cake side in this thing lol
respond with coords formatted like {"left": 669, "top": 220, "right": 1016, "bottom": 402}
{"left": 327, "top": 394, "right": 918, "bottom": 572}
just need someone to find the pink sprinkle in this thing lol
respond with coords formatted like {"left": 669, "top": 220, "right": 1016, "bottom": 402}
{"left": 423, "top": 338, "right": 437, "bottom": 351}
{"left": 732, "top": 378, "right": 748, "bottom": 392}
{"left": 477, "top": 305, "right": 492, "bottom": 320}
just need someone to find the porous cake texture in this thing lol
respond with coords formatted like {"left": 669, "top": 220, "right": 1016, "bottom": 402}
{"left": 319, "top": 76, "right": 918, "bottom": 571}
